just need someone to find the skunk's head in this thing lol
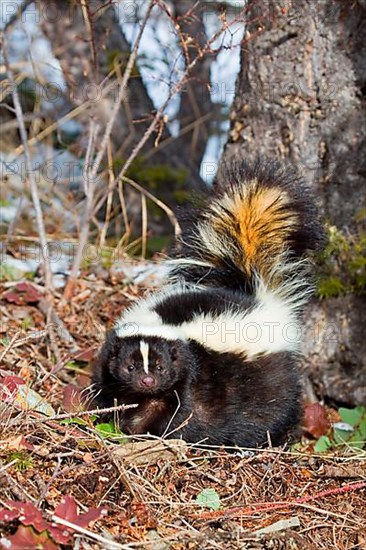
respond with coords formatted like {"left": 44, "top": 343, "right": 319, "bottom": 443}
{"left": 93, "top": 331, "right": 193, "bottom": 396}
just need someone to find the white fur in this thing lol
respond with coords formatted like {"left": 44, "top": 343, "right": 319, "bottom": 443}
{"left": 140, "top": 340, "right": 149, "bottom": 373}
{"left": 114, "top": 275, "right": 305, "bottom": 358}
{"left": 115, "top": 287, "right": 188, "bottom": 342}
{"left": 179, "top": 283, "right": 301, "bottom": 358}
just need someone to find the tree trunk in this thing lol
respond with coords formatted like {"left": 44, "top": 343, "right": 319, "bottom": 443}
{"left": 222, "top": 0, "right": 366, "bottom": 405}
{"left": 172, "top": 0, "right": 214, "bottom": 170}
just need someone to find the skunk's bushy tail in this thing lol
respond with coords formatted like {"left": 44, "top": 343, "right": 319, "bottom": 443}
{"left": 169, "top": 158, "right": 324, "bottom": 296}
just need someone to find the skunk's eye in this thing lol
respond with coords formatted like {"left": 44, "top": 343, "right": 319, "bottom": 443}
{"left": 127, "top": 364, "right": 135, "bottom": 372}
{"left": 156, "top": 365, "right": 163, "bottom": 372}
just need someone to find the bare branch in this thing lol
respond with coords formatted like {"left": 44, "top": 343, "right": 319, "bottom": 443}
{"left": 121, "top": 175, "right": 181, "bottom": 239}
{"left": 62, "top": 0, "right": 155, "bottom": 300}
{"left": 1, "top": 33, "right": 54, "bottom": 293}
{"left": 94, "top": 3, "right": 248, "bottom": 214}
{"left": 3, "top": 0, "right": 33, "bottom": 32}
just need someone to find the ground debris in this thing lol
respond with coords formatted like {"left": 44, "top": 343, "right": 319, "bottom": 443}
{"left": 0, "top": 268, "right": 365, "bottom": 549}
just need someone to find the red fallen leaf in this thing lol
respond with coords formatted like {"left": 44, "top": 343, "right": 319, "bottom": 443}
{"left": 0, "top": 376, "right": 26, "bottom": 400}
{"left": 0, "top": 525, "right": 58, "bottom": 550}
{"left": 2, "top": 291, "right": 23, "bottom": 305}
{"left": 1, "top": 502, "right": 72, "bottom": 545}
{"left": 0, "top": 497, "right": 107, "bottom": 546}
{"left": 303, "top": 402, "right": 331, "bottom": 438}
{"left": 0, "top": 508, "right": 19, "bottom": 522}
{"left": 47, "top": 525, "right": 71, "bottom": 545}
{"left": 15, "top": 282, "right": 42, "bottom": 302}
{"left": 53, "top": 495, "right": 107, "bottom": 529}
{"left": 5, "top": 502, "right": 49, "bottom": 533}
{"left": 3, "top": 283, "right": 41, "bottom": 305}
{"left": 62, "top": 384, "right": 84, "bottom": 413}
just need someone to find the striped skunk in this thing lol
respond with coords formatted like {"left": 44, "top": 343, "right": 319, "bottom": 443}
{"left": 91, "top": 158, "right": 324, "bottom": 447}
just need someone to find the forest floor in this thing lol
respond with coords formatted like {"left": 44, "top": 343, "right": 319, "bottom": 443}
{"left": 0, "top": 262, "right": 365, "bottom": 550}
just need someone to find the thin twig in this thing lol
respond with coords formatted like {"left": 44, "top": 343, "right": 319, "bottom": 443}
{"left": 89, "top": 0, "right": 155, "bottom": 184}
{"left": 117, "top": 178, "right": 131, "bottom": 239}
{"left": 93, "top": 5, "right": 247, "bottom": 217}
{"left": 162, "top": 390, "right": 182, "bottom": 438}
{"left": 195, "top": 480, "right": 366, "bottom": 521}
{"left": 3, "top": 0, "right": 33, "bottom": 31}
{"left": 99, "top": 140, "right": 115, "bottom": 247}
{"left": 3, "top": 196, "right": 25, "bottom": 255}
{"left": 10, "top": 330, "right": 48, "bottom": 348}
{"left": 122, "top": 175, "right": 181, "bottom": 238}
{"left": 1, "top": 34, "right": 54, "bottom": 292}
{"left": 62, "top": 121, "right": 99, "bottom": 301}
{"left": 0, "top": 332, "right": 21, "bottom": 363}
{"left": 22, "top": 403, "right": 139, "bottom": 425}
{"left": 141, "top": 194, "right": 147, "bottom": 259}
{"left": 63, "top": 0, "right": 155, "bottom": 300}
{"left": 51, "top": 515, "right": 126, "bottom": 549}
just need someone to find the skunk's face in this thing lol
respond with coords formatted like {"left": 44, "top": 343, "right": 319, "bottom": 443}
{"left": 101, "top": 333, "right": 191, "bottom": 395}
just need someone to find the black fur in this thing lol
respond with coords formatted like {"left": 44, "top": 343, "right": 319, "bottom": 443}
{"left": 92, "top": 333, "right": 301, "bottom": 447}
{"left": 153, "top": 287, "right": 254, "bottom": 325}
{"left": 91, "top": 158, "right": 324, "bottom": 448}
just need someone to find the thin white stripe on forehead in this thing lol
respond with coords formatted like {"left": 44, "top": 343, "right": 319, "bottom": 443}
{"left": 139, "top": 340, "right": 149, "bottom": 374}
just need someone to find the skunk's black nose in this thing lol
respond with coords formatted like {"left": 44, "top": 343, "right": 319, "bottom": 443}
{"left": 141, "top": 375, "right": 156, "bottom": 387}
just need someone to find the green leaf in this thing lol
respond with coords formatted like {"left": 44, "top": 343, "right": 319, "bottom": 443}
{"left": 333, "top": 428, "right": 352, "bottom": 445}
{"left": 196, "top": 488, "right": 221, "bottom": 511}
{"left": 348, "top": 415, "right": 366, "bottom": 450}
{"left": 61, "top": 415, "right": 97, "bottom": 426}
{"left": 95, "top": 422, "right": 128, "bottom": 443}
{"left": 339, "top": 406, "right": 364, "bottom": 427}
{"left": 314, "top": 435, "right": 332, "bottom": 453}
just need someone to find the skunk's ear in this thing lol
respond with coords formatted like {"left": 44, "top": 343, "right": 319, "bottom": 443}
{"left": 95, "top": 330, "right": 121, "bottom": 367}
{"left": 104, "top": 329, "right": 121, "bottom": 350}
{"left": 169, "top": 340, "right": 184, "bottom": 362}
{"left": 105, "top": 329, "right": 118, "bottom": 342}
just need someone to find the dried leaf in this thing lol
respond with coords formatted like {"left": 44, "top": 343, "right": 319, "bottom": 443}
{"left": 53, "top": 495, "right": 107, "bottom": 531}
{"left": 303, "top": 403, "right": 330, "bottom": 438}
{"left": 248, "top": 516, "right": 300, "bottom": 537}
{"left": 4, "top": 435, "right": 34, "bottom": 451}
{"left": 3, "top": 283, "right": 41, "bottom": 305}
{"left": 113, "top": 438, "right": 187, "bottom": 465}
{"left": 16, "top": 385, "right": 55, "bottom": 416}
{"left": 0, "top": 377, "right": 55, "bottom": 416}
{"left": 62, "top": 384, "right": 84, "bottom": 413}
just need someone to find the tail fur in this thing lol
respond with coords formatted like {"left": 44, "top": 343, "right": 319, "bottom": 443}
{"left": 169, "top": 158, "right": 324, "bottom": 294}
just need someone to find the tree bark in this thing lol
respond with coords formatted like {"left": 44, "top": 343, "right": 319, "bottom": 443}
{"left": 172, "top": 0, "right": 214, "bottom": 170}
{"left": 222, "top": 0, "right": 366, "bottom": 405}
